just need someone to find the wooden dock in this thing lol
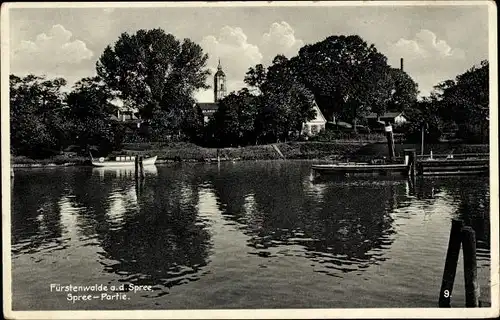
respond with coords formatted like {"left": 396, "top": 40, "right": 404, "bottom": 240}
{"left": 311, "top": 151, "right": 489, "bottom": 180}
{"left": 416, "top": 155, "right": 489, "bottom": 176}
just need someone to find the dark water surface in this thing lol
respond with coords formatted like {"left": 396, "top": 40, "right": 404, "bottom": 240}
{"left": 11, "top": 161, "right": 491, "bottom": 309}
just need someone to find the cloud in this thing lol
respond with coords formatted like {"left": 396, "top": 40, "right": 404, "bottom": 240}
{"left": 11, "top": 24, "right": 94, "bottom": 77}
{"left": 386, "top": 29, "right": 466, "bottom": 96}
{"left": 201, "top": 26, "right": 262, "bottom": 80}
{"left": 199, "top": 26, "right": 262, "bottom": 101}
{"left": 260, "top": 21, "right": 304, "bottom": 64}
{"left": 197, "top": 21, "right": 304, "bottom": 102}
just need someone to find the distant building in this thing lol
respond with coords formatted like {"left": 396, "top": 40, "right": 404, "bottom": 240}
{"left": 301, "top": 102, "right": 327, "bottom": 136}
{"left": 366, "top": 111, "right": 407, "bottom": 126}
{"left": 197, "top": 102, "right": 220, "bottom": 124}
{"left": 214, "top": 59, "right": 227, "bottom": 102}
{"left": 195, "top": 61, "right": 327, "bottom": 136}
{"left": 108, "top": 99, "right": 142, "bottom": 127}
{"left": 195, "top": 59, "right": 227, "bottom": 124}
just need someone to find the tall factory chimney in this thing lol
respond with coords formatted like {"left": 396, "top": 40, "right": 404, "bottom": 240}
{"left": 400, "top": 58, "right": 404, "bottom": 71}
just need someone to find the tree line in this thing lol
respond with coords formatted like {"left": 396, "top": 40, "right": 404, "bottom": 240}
{"left": 404, "top": 60, "right": 489, "bottom": 143}
{"left": 10, "top": 28, "right": 489, "bottom": 158}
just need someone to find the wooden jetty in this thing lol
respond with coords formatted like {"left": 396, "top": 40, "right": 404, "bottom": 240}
{"left": 312, "top": 136, "right": 488, "bottom": 179}
{"left": 417, "top": 158, "right": 489, "bottom": 176}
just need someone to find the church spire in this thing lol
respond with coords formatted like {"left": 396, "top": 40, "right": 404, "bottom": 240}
{"left": 214, "top": 58, "right": 226, "bottom": 102}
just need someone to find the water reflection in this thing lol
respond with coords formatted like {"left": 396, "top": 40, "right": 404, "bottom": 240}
{"left": 416, "top": 177, "right": 490, "bottom": 251}
{"left": 92, "top": 166, "right": 158, "bottom": 180}
{"left": 11, "top": 162, "right": 491, "bottom": 305}
{"left": 82, "top": 166, "right": 211, "bottom": 296}
{"left": 11, "top": 169, "right": 71, "bottom": 255}
{"left": 204, "top": 163, "right": 407, "bottom": 276}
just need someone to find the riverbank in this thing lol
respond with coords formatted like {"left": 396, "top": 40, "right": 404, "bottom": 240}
{"left": 11, "top": 141, "right": 490, "bottom": 167}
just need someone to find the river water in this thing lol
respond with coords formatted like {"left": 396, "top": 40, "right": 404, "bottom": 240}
{"left": 10, "top": 161, "right": 491, "bottom": 310}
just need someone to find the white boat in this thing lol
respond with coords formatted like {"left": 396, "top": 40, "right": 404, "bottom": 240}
{"left": 91, "top": 155, "right": 157, "bottom": 167}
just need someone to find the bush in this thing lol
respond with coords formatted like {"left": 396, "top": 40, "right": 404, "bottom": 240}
{"left": 309, "top": 129, "right": 386, "bottom": 143}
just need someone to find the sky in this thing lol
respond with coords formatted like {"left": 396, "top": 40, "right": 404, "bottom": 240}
{"left": 7, "top": 2, "right": 491, "bottom": 102}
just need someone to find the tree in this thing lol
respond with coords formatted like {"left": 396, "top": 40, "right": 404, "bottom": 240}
{"left": 245, "top": 55, "right": 316, "bottom": 143}
{"left": 403, "top": 97, "right": 444, "bottom": 143}
{"left": 244, "top": 64, "right": 267, "bottom": 93}
{"left": 213, "top": 93, "right": 241, "bottom": 147}
{"left": 294, "top": 35, "right": 409, "bottom": 130}
{"left": 213, "top": 88, "right": 260, "bottom": 147}
{"left": 96, "top": 28, "right": 210, "bottom": 137}
{"left": 10, "top": 74, "right": 70, "bottom": 157}
{"left": 432, "top": 60, "right": 489, "bottom": 142}
{"left": 387, "top": 68, "right": 419, "bottom": 113}
{"left": 182, "top": 105, "right": 205, "bottom": 144}
{"left": 66, "top": 77, "right": 120, "bottom": 153}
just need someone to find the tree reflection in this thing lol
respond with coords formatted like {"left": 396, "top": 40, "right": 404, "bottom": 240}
{"left": 419, "top": 177, "right": 490, "bottom": 250}
{"left": 67, "top": 166, "right": 212, "bottom": 296}
{"left": 207, "top": 162, "right": 409, "bottom": 273}
{"left": 11, "top": 169, "right": 71, "bottom": 255}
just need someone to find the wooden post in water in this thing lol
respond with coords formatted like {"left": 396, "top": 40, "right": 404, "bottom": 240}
{"left": 462, "top": 226, "right": 480, "bottom": 307}
{"left": 404, "top": 149, "right": 417, "bottom": 177}
{"left": 134, "top": 155, "right": 139, "bottom": 179}
{"left": 411, "top": 149, "right": 416, "bottom": 177}
{"left": 385, "top": 122, "right": 395, "bottom": 162}
{"left": 421, "top": 123, "right": 425, "bottom": 156}
{"left": 139, "top": 156, "right": 145, "bottom": 178}
{"left": 438, "top": 219, "right": 463, "bottom": 307}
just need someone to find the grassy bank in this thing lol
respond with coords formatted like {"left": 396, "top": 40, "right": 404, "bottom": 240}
{"left": 118, "top": 141, "right": 365, "bottom": 161}
{"left": 12, "top": 155, "right": 89, "bottom": 167}
{"left": 12, "top": 141, "right": 490, "bottom": 166}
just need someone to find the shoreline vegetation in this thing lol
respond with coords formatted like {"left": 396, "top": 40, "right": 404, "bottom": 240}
{"left": 10, "top": 29, "right": 489, "bottom": 170}
{"left": 12, "top": 141, "right": 490, "bottom": 168}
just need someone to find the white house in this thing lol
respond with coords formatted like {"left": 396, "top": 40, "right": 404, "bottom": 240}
{"left": 302, "top": 103, "right": 327, "bottom": 136}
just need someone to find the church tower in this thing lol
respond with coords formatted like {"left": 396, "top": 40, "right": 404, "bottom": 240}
{"left": 214, "top": 59, "right": 227, "bottom": 102}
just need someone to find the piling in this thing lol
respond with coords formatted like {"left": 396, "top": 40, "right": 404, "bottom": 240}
{"left": 385, "top": 123, "right": 395, "bottom": 162}
{"left": 438, "top": 219, "right": 463, "bottom": 307}
{"left": 134, "top": 156, "right": 139, "bottom": 179}
{"left": 404, "top": 149, "right": 416, "bottom": 177}
{"left": 139, "top": 156, "right": 145, "bottom": 178}
{"left": 421, "top": 124, "right": 425, "bottom": 156}
{"left": 462, "top": 226, "right": 480, "bottom": 307}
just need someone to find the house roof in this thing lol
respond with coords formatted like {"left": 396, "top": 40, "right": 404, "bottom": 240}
{"left": 307, "top": 103, "right": 327, "bottom": 123}
{"left": 366, "top": 112, "right": 404, "bottom": 119}
{"left": 196, "top": 102, "right": 219, "bottom": 111}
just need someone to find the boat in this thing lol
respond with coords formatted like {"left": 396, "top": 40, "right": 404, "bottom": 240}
{"left": 311, "top": 159, "right": 410, "bottom": 178}
{"left": 311, "top": 148, "right": 417, "bottom": 179}
{"left": 91, "top": 155, "right": 157, "bottom": 167}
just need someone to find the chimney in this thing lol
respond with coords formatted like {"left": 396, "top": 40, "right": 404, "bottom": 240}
{"left": 400, "top": 58, "right": 404, "bottom": 71}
